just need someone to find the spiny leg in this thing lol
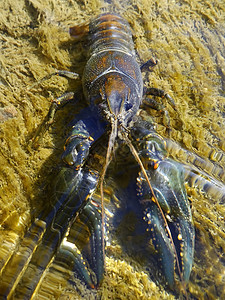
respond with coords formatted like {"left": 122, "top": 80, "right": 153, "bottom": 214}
{"left": 140, "top": 57, "right": 175, "bottom": 109}
{"left": 29, "top": 70, "right": 80, "bottom": 146}
{"left": 32, "top": 91, "right": 76, "bottom": 146}
{"left": 144, "top": 87, "right": 176, "bottom": 107}
{"left": 140, "top": 55, "right": 177, "bottom": 134}
{"left": 142, "top": 86, "right": 177, "bottom": 134}
{"left": 28, "top": 70, "right": 80, "bottom": 91}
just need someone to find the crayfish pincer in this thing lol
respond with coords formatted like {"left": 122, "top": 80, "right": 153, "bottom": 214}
{"left": 0, "top": 12, "right": 195, "bottom": 298}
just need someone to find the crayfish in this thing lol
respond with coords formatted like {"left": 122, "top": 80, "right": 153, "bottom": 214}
{"left": 0, "top": 13, "right": 195, "bottom": 298}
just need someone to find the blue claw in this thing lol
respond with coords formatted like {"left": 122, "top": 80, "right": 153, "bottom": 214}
{"left": 79, "top": 201, "right": 104, "bottom": 287}
{"left": 132, "top": 124, "right": 194, "bottom": 287}
{"left": 0, "top": 167, "right": 99, "bottom": 298}
{"left": 138, "top": 155, "right": 195, "bottom": 287}
{"left": 57, "top": 199, "right": 104, "bottom": 289}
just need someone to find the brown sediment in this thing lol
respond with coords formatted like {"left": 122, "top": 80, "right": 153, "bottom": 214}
{"left": 0, "top": 0, "right": 225, "bottom": 299}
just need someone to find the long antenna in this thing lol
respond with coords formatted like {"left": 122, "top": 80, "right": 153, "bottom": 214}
{"left": 99, "top": 118, "right": 118, "bottom": 269}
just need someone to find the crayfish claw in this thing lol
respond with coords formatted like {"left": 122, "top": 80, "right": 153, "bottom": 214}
{"left": 144, "top": 204, "right": 176, "bottom": 287}
{"left": 56, "top": 198, "right": 104, "bottom": 289}
{"left": 136, "top": 131, "right": 194, "bottom": 288}
{"left": 81, "top": 200, "right": 105, "bottom": 287}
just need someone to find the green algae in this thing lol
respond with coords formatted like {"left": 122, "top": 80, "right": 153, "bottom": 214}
{"left": 0, "top": 0, "right": 225, "bottom": 299}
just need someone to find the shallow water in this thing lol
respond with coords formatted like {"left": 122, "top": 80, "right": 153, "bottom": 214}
{"left": 0, "top": 0, "right": 225, "bottom": 299}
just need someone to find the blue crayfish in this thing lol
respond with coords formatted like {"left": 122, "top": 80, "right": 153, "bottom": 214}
{"left": 0, "top": 13, "right": 195, "bottom": 298}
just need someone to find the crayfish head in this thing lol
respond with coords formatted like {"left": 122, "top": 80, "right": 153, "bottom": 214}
{"left": 100, "top": 74, "right": 142, "bottom": 127}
